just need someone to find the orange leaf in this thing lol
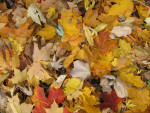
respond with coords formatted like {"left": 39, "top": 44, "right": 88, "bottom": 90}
{"left": 94, "top": 29, "right": 118, "bottom": 55}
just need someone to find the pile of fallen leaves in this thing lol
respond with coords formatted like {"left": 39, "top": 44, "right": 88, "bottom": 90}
{"left": 0, "top": 0, "right": 150, "bottom": 113}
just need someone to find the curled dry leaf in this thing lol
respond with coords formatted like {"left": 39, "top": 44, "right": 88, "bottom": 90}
{"left": 27, "top": 4, "right": 46, "bottom": 25}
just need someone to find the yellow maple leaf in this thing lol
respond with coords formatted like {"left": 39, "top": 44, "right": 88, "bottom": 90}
{"left": 9, "top": 38, "right": 23, "bottom": 55}
{"left": 83, "top": 9, "right": 100, "bottom": 27}
{"left": 81, "top": 87, "right": 101, "bottom": 113}
{"left": 58, "top": 9, "right": 85, "bottom": 46}
{"left": 63, "top": 47, "right": 80, "bottom": 68}
{"left": 120, "top": 72, "right": 145, "bottom": 87}
{"left": 127, "top": 87, "right": 150, "bottom": 112}
{"left": 38, "top": 24, "right": 56, "bottom": 40}
{"left": 92, "top": 52, "right": 114, "bottom": 78}
{"left": 136, "top": 5, "right": 149, "bottom": 19}
{"left": 108, "top": 0, "right": 133, "bottom": 17}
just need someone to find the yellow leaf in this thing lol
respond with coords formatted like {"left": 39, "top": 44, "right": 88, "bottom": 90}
{"left": 63, "top": 78, "right": 81, "bottom": 94}
{"left": 136, "top": 5, "right": 149, "bottom": 19}
{"left": 58, "top": 9, "right": 85, "bottom": 46}
{"left": 10, "top": 68, "right": 27, "bottom": 84}
{"left": 83, "top": 24, "right": 94, "bottom": 46}
{"left": 81, "top": 87, "right": 101, "bottom": 113}
{"left": 46, "top": 7, "right": 55, "bottom": 19}
{"left": 63, "top": 47, "right": 80, "bottom": 68}
{"left": 112, "top": 58, "right": 118, "bottom": 67}
{"left": 127, "top": 87, "right": 150, "bottom": 112}
{"left": 120, "top": 73, "right": 145, "bottom": 87}
{"left": 108, "top": 0, "right": 133, "bottom": 17}
{"left": 38, "top": 24, "right": 56, "bottom": 40}
{"left": 9, "top": 38, "right": 23, "bottom": 55}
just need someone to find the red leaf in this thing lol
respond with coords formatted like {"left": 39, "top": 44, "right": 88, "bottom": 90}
{"left": 98, "top": 90, "right": 122, "bottom": 110}
{"left": 31, "top": 86, "right": 66, "bottom": 113}
{"left": 94, "top": 29, "right": 118, "bottom": 55}
{"left": 48, "top": 88, "right": 66, "bottom": 106}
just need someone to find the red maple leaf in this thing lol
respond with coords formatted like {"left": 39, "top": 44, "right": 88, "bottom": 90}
{"left": 98, "top": 90, "right": 122, "bottom": 110}
{"left": 94, "top": 29, "right": 118, "bottom": 55}
{"left": 31, "top": 86, "right": 66, "bottom": 113}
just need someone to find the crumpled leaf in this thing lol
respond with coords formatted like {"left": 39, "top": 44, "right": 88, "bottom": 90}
{"left": 69, "top": 60, "right": 91, "bottom": 80}
{"left": 127, "top": 87, "right": 150, "bottom": 112}
{"left": 54, "top": 75, "right": 66, "bottom": 88}
{"left": 15, "top": 85, "right": 33, "bottom": 96}
{"left": 38, "top": 24, "right": 56, "bottom": 40}
{"left": 9, "top": 68, "right": 27, "bottom": 84}
{"left": 31, "top": 86, "right": 66, "bottom": 113}
{"left": 111, "top": 25, "right": 132, "bottom": 37}
{"left": 114, "top": 77, "right": 128, "bottom": 98}
{"left": 27, "top": 4, "right": 46, "bottom": 25}
{"left": 108, "top": 0, "right": 133, "bottom": 17}
{"left": 6, "top": 94, "right": 33, "bottom": 113}
{"left": 45, "top": 101, "right": 63, "bottom": 113}
{"left": 51, "top": 55, "right": 65, "bottom": 70}
{"left": 100, "top": 75, "right": 116, "bottom": 93}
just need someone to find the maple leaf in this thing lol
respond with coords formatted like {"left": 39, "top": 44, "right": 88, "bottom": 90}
{"left": 98, "top": 90, "right": 122, "bottom": 110}
{"left": 31, "top": 86, "right": 66, "bottom": 113}
{"left": 108, "top": 0, "right": 133, "bottom": 17}
{"left": 38, "top": 24, "right": 56, "bottom": 40}
{"left": 9, "top": 68, "right": 27, "bottom": 84}
{"left": 6, "top": 94, "right": 33, "bottom": 113}
{"left": 69, "top": 60, "right": 91, "bottom": 80}
{"left": 127, "top": 87, "right": 150, "bottom": 112}
{"left": 81, "top": 87, "right": 101, "bottom": 113}
{"left": 27, "top": 62, "right": 51, "bottom": 81}
{"left": 58, "top": 9, "right": 85, "bottom": 46}
{"left": 32, "top": 43, "right": 52, "bottom": 62}
{"left": 83, "top": 9, "right": 100, "bottom": 27}
{"left": 94, "top": 29, "right": 118, "bottom": 55}
{"left": 44, "top": 101, "right": 63, "bottom": 113}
